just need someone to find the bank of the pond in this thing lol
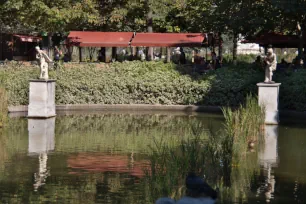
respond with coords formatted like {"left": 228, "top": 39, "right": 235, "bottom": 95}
{"left": 1, "top": 61, "right": 306, "bottom": 111}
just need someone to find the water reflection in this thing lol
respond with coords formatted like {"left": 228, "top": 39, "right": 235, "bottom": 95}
{"left": 0, "top": 113, "right": 306, "bottom": 203}
{"left": 256, "top": 125, "right": 278, "bottom": 203}
{"left": 28, "top": 118, "right": 55, "bottom": 191}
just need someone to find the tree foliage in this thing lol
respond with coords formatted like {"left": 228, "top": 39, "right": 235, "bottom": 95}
{"left": 0, "top": 0, "right": 100, "bottom": 33}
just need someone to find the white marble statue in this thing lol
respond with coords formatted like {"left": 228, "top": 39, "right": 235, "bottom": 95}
{"left": 264, "top": 48, "right": 277, "bottom": 83}
{"left": 35, "top": 46, "right": 52, "bottom": 80}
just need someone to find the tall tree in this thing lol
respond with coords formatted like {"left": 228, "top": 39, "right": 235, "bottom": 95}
{"left": 270, "top": 0, "right": 306, "bottom": 57}
{"left": 206, "top": 0, "right": 281, "bottom": 63}
{"left": 0, "top": 0, "right": 100, "bottom": 33}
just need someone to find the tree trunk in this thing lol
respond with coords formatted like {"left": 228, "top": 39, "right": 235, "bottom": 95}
{"left": 218, "top": 33, "right": 223, "bottom": 61}
{"left": 132, "top": 47, "right": 137, "bottom": 60}
{"left": 48, "top": 32, "right": 53, "bottom": 58}
{"left": 79, "top": 47, "right": 82, "bottom": 62}
{"left": 166, "top": 47, "right": 171, "bottom": 63}
{"left": 0, "top": 33, "right": 3, "bottom": 60}
{"left": 233, "top": 33, "right": 238, "bottom": 65}
{"left": 147, "top": 1, "right": 154, "bottom": 61}
{"left": 112, "top": 47, "right": 117, "bottom": 61}
{"left": 297, "top": 22, "right": 303, "bottom": 59}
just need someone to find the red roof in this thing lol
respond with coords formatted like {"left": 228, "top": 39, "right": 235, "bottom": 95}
{"left": 68, "top": 31, "right": 134, "bottom": 47}
{"left": 13, "top": 35, "right": 41, "bottom": 43}
{"left": 131, "top": 33, "right": 206, "bottom": 47}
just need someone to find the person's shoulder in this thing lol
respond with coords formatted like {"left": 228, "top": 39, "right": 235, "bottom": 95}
{"left": 176, "top": 197, "right": 216, "bottom": 204}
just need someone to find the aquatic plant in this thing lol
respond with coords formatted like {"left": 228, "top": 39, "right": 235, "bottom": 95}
{"left": 222, "top": 94, "right": 265, "bottom": 157}
{"left": 143, "top": 96, "right": 265, "bottom": 203}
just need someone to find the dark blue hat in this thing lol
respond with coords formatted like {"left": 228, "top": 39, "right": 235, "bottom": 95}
{"left": 186, "top": 172, "right": 218, "bottom": 200}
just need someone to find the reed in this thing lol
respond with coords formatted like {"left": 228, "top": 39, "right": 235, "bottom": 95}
{"left": 143, "top": 95, "right": 265, "bottom": 203}
{"left": 0, "top": 88, "right": 7, "bottom": 128}
{"left": 222, "top": 94, "right": 265, "bottom": 156}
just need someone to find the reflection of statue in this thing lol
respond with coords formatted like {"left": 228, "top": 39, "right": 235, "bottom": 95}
{"left": 264, "top": 48, "right": 277, "bottom": 83}
{"left": 28, "top": 118, "right": 55, "bottom": 191}
{"left": 34, "top": 153, "right": 50, "bottom": 191}
{"left": 35, "top": 46, "right": 52, "bottom": 80}
{"left": 256, "top": 125, "right": 278, "bottom": 203}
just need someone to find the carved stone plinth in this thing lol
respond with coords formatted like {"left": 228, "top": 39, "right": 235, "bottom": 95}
{"left": 28, "top": 79, "right": 56, "bottom": 118}
{"left": 257, "top": 83, "right": 281, "bottom": 125}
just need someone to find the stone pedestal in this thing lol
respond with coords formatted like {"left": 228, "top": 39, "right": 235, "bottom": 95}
{"left": 28, "top": 79, "right": 56, "bottom": 118}
{"left": 28, "top": 117, "right": 55, "bottom": 155}
{"left": 257, "top": 83, "right": 281, "bottom": 125}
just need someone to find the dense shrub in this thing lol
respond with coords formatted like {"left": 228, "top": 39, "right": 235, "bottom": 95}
{"left": 0, "top": 61, "right": 305, "bottom": 111}
{"left": 0, "top": 61, "right": 262, "bottom": 106}
{"left": 275, "top": 70, "right": 306, "bottom": 111}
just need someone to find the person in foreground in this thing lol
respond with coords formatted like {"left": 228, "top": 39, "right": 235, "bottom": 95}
{"left": 155, "top": 173, "right": 218, "bottom": 204}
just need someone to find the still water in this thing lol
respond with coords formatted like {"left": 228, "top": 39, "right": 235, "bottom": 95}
{"left": 0, "top": 112, "right": 305, "bottom": 203}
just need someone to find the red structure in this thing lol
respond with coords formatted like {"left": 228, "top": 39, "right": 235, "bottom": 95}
{"left": 68, "top": 31, "right": 134, "bottom": 47}
{"left": 130, "top": 33, "right": 206, "bottom": 47}
{"left": 67, "top": 153, "right": 149, "bottom": 178}
{"left": 67, "top": 31, "right": 209, "bottom": 62}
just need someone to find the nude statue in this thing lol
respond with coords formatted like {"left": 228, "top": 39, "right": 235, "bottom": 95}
{"left": 35, "top": 46, "right": 52, "bottom": 80}
{"left": 264, "top": 48, "right": 277, "bottom": 83}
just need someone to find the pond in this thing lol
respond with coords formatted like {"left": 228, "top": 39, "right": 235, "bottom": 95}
{"left": 0, "top": 112, "right": 306, "bottom": 203}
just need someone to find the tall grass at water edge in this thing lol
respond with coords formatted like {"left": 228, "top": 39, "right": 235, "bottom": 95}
{"left": 143, "top": 96, "right": 265, "bottom": 203}
{"left": 0, "top": 88, "right": 7, "bottom": 128}
{"left": 222, "top": 95, "right": 265, "bottom": 157}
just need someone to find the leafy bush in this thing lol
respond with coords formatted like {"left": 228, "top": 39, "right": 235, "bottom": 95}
{"left": 0, "top": 61, "right": 263, "bottom": 107}
{"left": 275, "top": 70, "right": 306, "bottom": 111}
{"left": 223, "top": 54, "right": 257, "bottom": 64}
{"left": 1, "top": 61, "right": 306, "bottom": 111}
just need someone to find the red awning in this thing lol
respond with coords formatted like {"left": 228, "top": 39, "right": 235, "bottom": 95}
{"left": 130, "top": 33, "right": 206, "bottom": 47}
{"left": 14, "top": 35, "right": 41, "bottom": 42}
{"left": 68, "top": 31, "right": 134, "bottom": 47}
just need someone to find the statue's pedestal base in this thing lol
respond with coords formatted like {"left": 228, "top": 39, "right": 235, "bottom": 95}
{"left": 257, "top": 83, "right": 281, "bottom": 125}
{"left": 28, "top": 79, "right": 56, "bottom": 118}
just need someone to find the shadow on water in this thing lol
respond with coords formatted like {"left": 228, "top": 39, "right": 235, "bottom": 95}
{"left": 0, "top": 111, "right": 306, "bottom": 203}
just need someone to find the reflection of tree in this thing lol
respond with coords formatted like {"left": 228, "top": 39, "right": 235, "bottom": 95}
{"left": 0, "top": 118, "right": 28, "bottom": 178}
{"left": 54, "top": 114, "right": 220, "bottom": 154}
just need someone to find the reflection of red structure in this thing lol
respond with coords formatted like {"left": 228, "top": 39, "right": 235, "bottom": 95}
{"left": 67, "top": 153, "right": 150, "bottom": 178}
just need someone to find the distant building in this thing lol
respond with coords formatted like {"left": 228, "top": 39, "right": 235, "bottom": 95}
{"left": 0, "top": 33, "right": 41, "bottom": 61}
{"left": 237, "top": 41, "right": 262, "bottom": 55}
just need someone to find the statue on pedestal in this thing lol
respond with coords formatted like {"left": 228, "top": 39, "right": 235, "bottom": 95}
{"left": 35, "top": 46, "right": 52, "bottom": 80}
{"left": 264, "top": 48, "right": 277, "bottom": 83}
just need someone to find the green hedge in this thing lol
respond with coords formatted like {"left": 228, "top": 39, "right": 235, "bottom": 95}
{"left": 0, "top": 61, "right": 305, "bottom": 111}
